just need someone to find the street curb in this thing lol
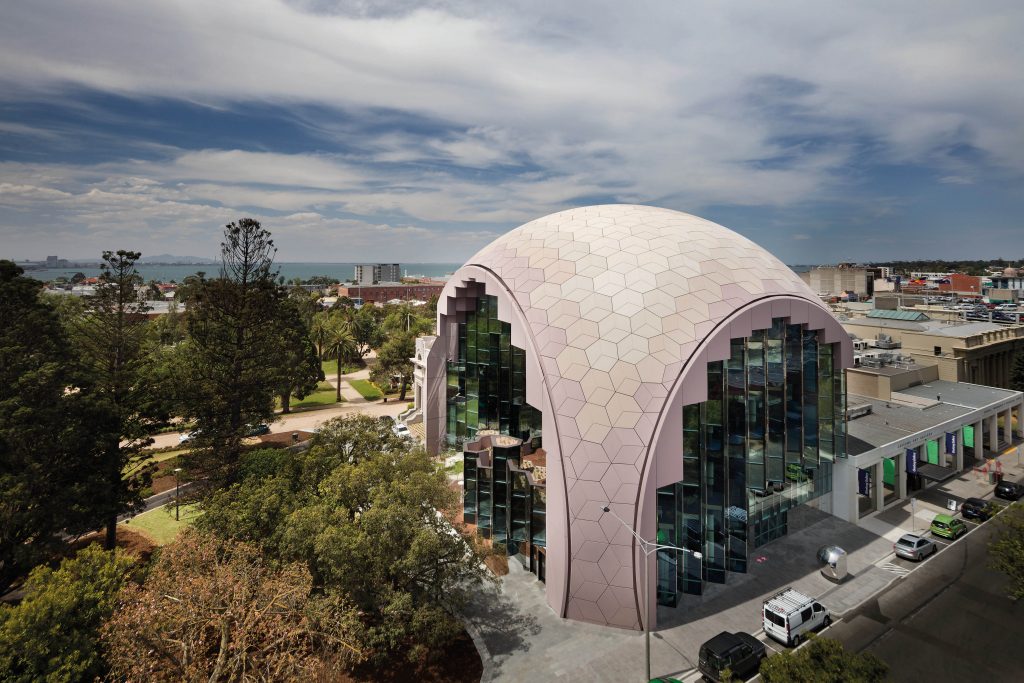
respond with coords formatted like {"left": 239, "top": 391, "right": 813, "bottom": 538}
{"left": 462, "top": 616, "right": 495, "bottom": 683}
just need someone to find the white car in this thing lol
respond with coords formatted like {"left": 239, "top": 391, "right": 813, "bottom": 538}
{"left": 392, "top": 424, "right": 412, "bottom": 440}
{"left": 178, "top": 429, "right": 200, "bottom": 445}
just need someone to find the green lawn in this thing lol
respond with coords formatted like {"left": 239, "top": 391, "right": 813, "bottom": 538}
{"left": 321, "top": 358, "right": 362, "bottom": 378}
{"left": 446, "top": 460, "right": 464, "bottom": 475}
{"left": 274, "top": 381, "right": 342, "bottom": 411}
{"left": 291, "top": 381, "right": 342, "bottom": 408}
{"left": 349, "top": 379, "right": 383, "bottom": 401}
{"left": 124, "top": 503, "right": 202, "bottom": 545}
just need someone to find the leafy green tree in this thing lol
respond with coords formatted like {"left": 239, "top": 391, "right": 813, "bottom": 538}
{"left": 102, "top": 529, "right": 364, "bottom": 681}
{"left": 70, "top": 250, "right": 157, "bottom": 549}
{"left": 759, "top": 636, "right": 887, "bottom": 682}
{"left": 372, "top": 330, "right": 417, "bottom": 400}
{"left": 0, "top": 261, "right": 108, "bottom": 589}
{"left": 275, "top": 296, "right": 324, "bottom": 414}
{"left": 181, "top": 219, "right": 288, "bottom": 485}
{"left": 989, "top": 501, "right": 1024, "bottom": 599}
{"left": 199, "top": 414, "right": 493, "bottom": 664}
{"left": 352, "top": 304, "right": 384, "bottom": 358}
{"left": 0, "top": 544, "right": 138, "bottom": 683}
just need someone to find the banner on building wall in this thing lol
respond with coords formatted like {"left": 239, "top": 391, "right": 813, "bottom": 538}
{"left": 906, "top": 449, "right": 918, "bottom": 474}
{"left": 945, "top": 432, "right": 958, "bottom": 455}
{"left": 858, "top": 468, "right": 871, "bottom": 496}
{"left": 964, "top": 425, "right": 975, "bottom": 448}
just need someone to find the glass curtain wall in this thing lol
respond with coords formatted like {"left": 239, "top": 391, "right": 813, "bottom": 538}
{"left": 446, "top": 294, "right": 542, "bottom": 447}
{"left": 657, "top": 319, "right": 844, "bottom": 600}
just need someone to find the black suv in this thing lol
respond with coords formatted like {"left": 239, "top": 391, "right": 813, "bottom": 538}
{"left": 698, "top": 631, "right": 766, "bottom": 682}
{"left": 961, "top": 497, "right": 993, "bottom": 521}
{"left": 995, "top": 480, "right": 1024, "bottom": 501}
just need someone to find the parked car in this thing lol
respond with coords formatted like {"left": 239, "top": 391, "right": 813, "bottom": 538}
{"left": 697, "top": 631, "right": 766, "bottom": 682}
{"left": 245, "top": 423, "right": 270, "bottom": 437}
{"left": 960, "top": 497, "right": 993, "bottom": 521}
{"left": 392, "top": 423, "right": 412, "bottom": 440}
{"left": 995, "top": 480, "right": 1024, "bottom": 501}
{"left": 930, "top": 514, "right": 967, "bottom": 540}
{"left": 178, "top": 429, "right": 200, "bottom": 445}
{"left": 762, "top": 588, "right": 830, "bottom": 647}
{"left": 893, "top": 533, "right": 936, "bottom": 561}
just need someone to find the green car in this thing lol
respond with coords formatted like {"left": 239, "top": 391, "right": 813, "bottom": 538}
{"left": 930, "top": 514, "right": 967, "bottom": 540}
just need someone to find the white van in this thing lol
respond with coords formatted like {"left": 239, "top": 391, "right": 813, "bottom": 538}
{"left": 762, "top": 588, "right": 830, "bottom": 647}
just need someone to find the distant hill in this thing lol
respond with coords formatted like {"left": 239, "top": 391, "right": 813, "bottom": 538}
{"left": 138, "top": 254, "right": 217, "bottom": 264}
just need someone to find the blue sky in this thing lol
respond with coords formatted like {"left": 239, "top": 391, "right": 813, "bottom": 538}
{"left": 1, "top": 0, "right": 1022, "bottom": 263}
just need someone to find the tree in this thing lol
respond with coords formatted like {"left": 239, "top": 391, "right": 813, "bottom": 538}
{"left": 989, "top": 501, "right": 1024, "bottom": 599}
{"left": 0, "top": 261, "right": 108, "bottom": 590}
{"left": 102, "top": 530, "right": 364, "bottom": 681}
{"left": 0, "top": 544, "right": 138, "bottom": 683}
{"left": 1011, "top": 351, "right": 1024, "bottom": 393}
{"left": 352, "top": 304, "right": 385, "bottom": 358}
{"left": 70, "top": 250, "right": 156, "bottom": 549}
{"left": 758, "top": 636, "right": 887, "bottom": 682}
{"left": 275, "top": 297, "right": 324, "bottom": 414}
{"left": 310, "top": 309, "right": 331, "bottom": 359}
{"left": 199, "top": 414, "right": 493, "bottom": 665}
{"left": 372, "top": 331, "right": 417, "bottom": 401}
{"left": 181, "top": 219, "right": 288, "bottom": 485}
{"left": 324, "top": 315, "right": 357, "bottom": 402}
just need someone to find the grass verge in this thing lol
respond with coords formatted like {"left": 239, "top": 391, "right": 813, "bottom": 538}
{"left": 123, "top": 503, "right": 202, "bottom": 545}
{"left": 321, "top": 358, "right": 362, "bottom": 378}
{"left": 349, "top": 379, "right": 384, "bottom": 401}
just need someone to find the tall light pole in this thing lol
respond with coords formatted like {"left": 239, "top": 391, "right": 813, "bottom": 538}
{"left": 174, "top": 467, "right": 182, "bottom": 521}
{"left": 602, "top": 505, "right": 702, "bottom": 682}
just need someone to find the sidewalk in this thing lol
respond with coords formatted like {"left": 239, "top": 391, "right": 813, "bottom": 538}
{"left": 467, "top": 439, "right": 1023, "bottom": 682}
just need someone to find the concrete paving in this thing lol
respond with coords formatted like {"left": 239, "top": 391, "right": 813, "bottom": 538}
{"left": 465, "top": 439, "right": 1024, "bottom": 683}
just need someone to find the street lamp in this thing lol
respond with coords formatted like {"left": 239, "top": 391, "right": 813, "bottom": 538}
{"left": 602, "top": 504, "right": 702, "bottom": 683}
{"left": 173, "top": 468, "right": 182, "bottom": 521}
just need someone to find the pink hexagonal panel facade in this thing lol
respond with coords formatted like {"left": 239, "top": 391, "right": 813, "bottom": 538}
{"left": 426, "top": 205, "right": 851, "bottom": 630}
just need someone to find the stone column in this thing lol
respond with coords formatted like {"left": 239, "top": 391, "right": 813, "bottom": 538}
{"left": 1004, "top": 407, "right": 1013, "bottom": 447}
{"left": 897, "top": 453, "right": 908, "bottom": 500}
{"left": 989, "top": 415, "right": 999, "bottom": 454}
{"left": 955, "top": 427, "right": 964, "bottom": 471}
{"left": 975, "top": 419, "right": 984, "bottom": 459}
{"left": 874, "top": 461, "right": 885, "bottom": 512}
{"left": 1018, "top": 401, "right": 1024, "bottom": 440}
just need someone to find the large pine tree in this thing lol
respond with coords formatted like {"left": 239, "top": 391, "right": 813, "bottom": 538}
{"left": 182, "top": 219, "right": 290, "bottom": 485}
{"left": 70, "top": 250, "right": 156, "bottom": 549}
{"left": 0, "top": 262, "right": 107, "bottom": 590}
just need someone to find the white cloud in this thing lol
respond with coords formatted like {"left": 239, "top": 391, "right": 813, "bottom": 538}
{"left": 1, "top": 1, "right": 1022, "bottom": 260}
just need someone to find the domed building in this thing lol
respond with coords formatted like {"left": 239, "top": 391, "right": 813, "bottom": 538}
{"left": 417, "top": 205, "right": 853, "bottom": 630}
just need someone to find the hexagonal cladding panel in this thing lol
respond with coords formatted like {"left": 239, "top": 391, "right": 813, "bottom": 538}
{"left": 429, "top": 205, "right": 850, "bottom": 631}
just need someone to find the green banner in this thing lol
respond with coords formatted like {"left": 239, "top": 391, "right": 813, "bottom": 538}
{"left": 883, "top": 458, "right": 896, "bottom": 487}
{"left": 964, "top": 425, "right": 974, "bottom": 448}
{"left": 926, "top": 440, "right": 940, "bottom": 465}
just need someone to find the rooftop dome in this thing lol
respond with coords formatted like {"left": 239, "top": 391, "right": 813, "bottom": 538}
{"left": 464, "top": 204, "right": 817, "bottom": 386}
{"left": 1004, "top": 266, "right": 1018, "bottom": 277}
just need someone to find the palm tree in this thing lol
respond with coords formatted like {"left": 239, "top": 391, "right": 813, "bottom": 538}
{"left": 323, "top": 317, "right": 356, "bottom": 402}
{"left": 310, "top": 310, "right": 331, "bottom": 359}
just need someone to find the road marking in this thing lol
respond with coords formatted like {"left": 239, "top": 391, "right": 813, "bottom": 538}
{"left": 880, "top": 562, "right": 912, "bottom": 577}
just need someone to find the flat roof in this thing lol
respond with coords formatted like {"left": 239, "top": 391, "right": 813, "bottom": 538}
{"left": 896, "top": 380, "right": 1021, "bottom": 410}
{"left": 845, "top": 393, "right": 974, "bottom": 454}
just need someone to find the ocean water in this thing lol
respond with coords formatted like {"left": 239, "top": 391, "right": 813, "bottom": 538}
{"left": 21, "top": 262, "right": 463, "bottom": 283}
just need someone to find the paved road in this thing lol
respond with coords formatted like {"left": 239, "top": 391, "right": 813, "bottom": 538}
{"left": 148, "top": 399, "right": 407, "bottom": 449}
{"left": 829, "top": 510, "right": 1024, "bottom": 683}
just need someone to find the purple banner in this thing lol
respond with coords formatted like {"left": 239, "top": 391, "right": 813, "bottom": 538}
{"left": 858, "top": 468, "right": 871, "bottom": 496}
{"left": 906, "top": 449, "right": 918, "bottom": 474}
{"left": 945, "top": 432, "right": 957, "bottom": 455}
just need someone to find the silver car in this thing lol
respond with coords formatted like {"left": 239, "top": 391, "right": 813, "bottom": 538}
{"left": 893, "top": 533, "right": 936, "bottom": 561}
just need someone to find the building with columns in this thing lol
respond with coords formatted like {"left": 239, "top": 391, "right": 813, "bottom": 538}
{"left": 418, "top": 205, "right": 853, "bottom": 630}
{"left": 839, "top": 315, "right": 1024, "bottom": 389}
{"left": 835, "top": 360, "right": 1024, "bottom": 522}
